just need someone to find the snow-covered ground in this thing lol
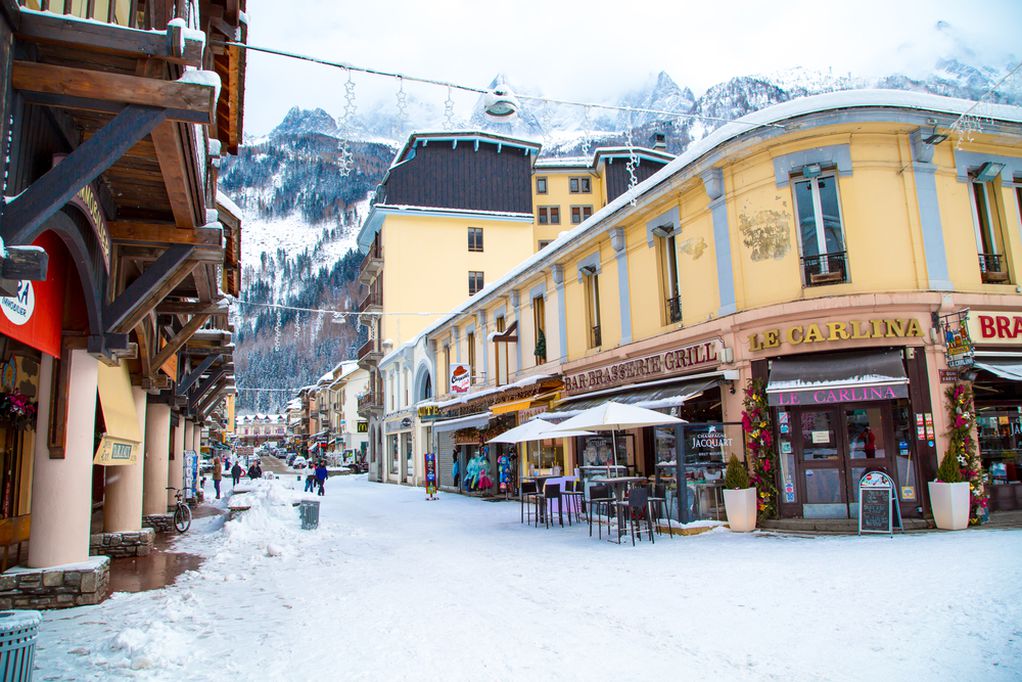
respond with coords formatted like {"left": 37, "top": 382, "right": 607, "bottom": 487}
{"left": 35, "top": 477, "right": 1022, "bottom": 680}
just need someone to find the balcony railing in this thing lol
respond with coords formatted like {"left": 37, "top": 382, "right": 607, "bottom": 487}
{"left": 979, "top": 253, "right": 1010, "bottom": 283}
{"left": 358, "top": 240, "right": 383, "bottom": 284}
{"left": 665, "top": 294, "right": 682, "bottom": 324}
{"left": 358, "top": 288, "right": 383, "bottom": 313}
{"left": 590, "top": 324, "right": 602, "bottom": 348}
{"left": 801, "top": 251, "right": 848, "bottom": 287}
{"left": 357, "top": 391, "right": 382, "bottom": 416}
{"left": 23, "top": 0, "right": 194, "bottom": 30}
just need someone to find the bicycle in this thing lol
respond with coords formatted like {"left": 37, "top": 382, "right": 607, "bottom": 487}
{"left": 165, "top": 486, "right": 192, "bottom": 533}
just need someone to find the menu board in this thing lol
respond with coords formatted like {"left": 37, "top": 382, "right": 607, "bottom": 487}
{"left": 857, "top": 470, "right": 900, "bottom": 535}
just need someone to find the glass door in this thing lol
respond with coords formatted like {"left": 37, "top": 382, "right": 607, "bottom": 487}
{"left": 844, "top": 405, "right": 894, "bottom": 517}
{"left": 796, "top": 407, "right": 847, "bottom": 518}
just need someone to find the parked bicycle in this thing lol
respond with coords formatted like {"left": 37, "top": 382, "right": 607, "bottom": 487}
{"left": 165, "top": 486, "right": 192, "bottom": 533}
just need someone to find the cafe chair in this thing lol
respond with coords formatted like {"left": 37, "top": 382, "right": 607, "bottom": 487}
{"left": 537, "top": 482, "right": 565, "bottom": 528}
{"left": 587, "top": 483, "right": 614, "bottom": 539}
{"left": 520, "top": 480, "right": 540, "bottom": 525}
{"left": 648, "top": 482, "right": 673, "bottom": 538}
{"left": 561, "top": 479, "right": 584, "bottom": 524}
{"left": 612, "top": 486, "right": 655, "bottom": 546}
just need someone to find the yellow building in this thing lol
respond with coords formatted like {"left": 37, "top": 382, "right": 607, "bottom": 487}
{"left": 416, "top": 91, "right": 1022, "bottom": 522}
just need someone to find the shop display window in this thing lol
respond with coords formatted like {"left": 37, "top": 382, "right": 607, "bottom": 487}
{"left": 977, "top": 408, "right": 1022, "bottom": 483}
{"left": 389, "top": 435, "right": 399, "bottom": 475}
{"left": 403, "top": 432, "right": 413, "bottom": 478}
{"left": 526, "top": 438, "right": 563, "bottom": 476}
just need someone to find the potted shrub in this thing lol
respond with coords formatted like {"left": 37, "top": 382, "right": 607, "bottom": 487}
{"left": 929, "top": 450, "right": 970, "bottom": 530}
{"left": 722, "top": 454, "right": 757, "bottom": 532}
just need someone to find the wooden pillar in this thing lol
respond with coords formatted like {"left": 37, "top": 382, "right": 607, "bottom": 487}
{"left": 142, "top": 402, "right": 171, "bottom": 516}
{"left": 103, "top": 386, "right": 147, "bottom": 532}
{"left": 28, "top": 350, "right": 97, "bottom": 568}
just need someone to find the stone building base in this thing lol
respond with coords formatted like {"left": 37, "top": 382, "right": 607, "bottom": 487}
{"left": 0, "top": 556, "right": 111, "bottom": 609}
{"left": 143, "top": 513, "right": 176, "bottom": 534}
{"left": 89, "top": 528, "right": 155, "bottom": 558}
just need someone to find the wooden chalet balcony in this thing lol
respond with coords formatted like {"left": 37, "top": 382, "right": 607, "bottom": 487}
{"left": 357, "top": 391, "right": 382, "bottom": 417}
{"left": 356, "top": 339, "right": 382, "bottom": 370}
{"left": 358, "top": 288, "right": 383, "bottom": 314}
{"left": 21, "top": 0, "right": 192, "bottom": 30}
{"left": 358, "top": 242, "right": 383, "bottom": 285}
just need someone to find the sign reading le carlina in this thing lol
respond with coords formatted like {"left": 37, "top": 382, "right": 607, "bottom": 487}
{"left": 564, "top": 339, "right": 720, "bottom": 395}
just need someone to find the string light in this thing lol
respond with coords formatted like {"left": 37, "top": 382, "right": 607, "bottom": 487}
{"left": 442, "top": 86, "right": 456, "bottom": 131}
{"left": 624, "top": 111, "right": 639, "bottom": 206}
{"left": 580, "top": 105, "right": 593, "bottom": 158}
{"left": 273, "top": 307, "right": 282, "bottom": 352}
{"left": 395, "top": 77, "right": 408, "bottom": 137}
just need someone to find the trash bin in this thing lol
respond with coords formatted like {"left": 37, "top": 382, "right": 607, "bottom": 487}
{"left": 300, "top": 500, "right": 320, "bottom": 530}
{"left": 0, "top": 610, "right": 41, "bottom": 681}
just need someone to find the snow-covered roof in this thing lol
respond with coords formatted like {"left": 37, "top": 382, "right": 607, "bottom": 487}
{"left": 391, "top": 130, "right": 542, "bottom": 167}
{"left": 417, "top": 90, "right": 1022, "bottom": 341}
{"left": 216, "top": 192, "right": 243, "bottom": 221}
{"left": 533, "top": 156, "right": 591, "bottom": 169}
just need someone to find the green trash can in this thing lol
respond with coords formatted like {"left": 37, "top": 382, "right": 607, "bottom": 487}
{"left": 0, "top": 610, "right": 41, "bottom": 682}
{"left": 300, "top": 500, "right": 320, "bottom": 530}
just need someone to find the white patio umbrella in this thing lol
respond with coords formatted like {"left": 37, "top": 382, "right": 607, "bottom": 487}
{"left": 550, "top": 401, "right": 686, "bottom": 468}
{"left": 486, "top": 418, "right": 595, "bottom": 443}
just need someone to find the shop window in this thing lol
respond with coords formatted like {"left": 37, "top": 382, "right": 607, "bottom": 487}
{"left": 537, "top": 206, "right": 560, "bottom": 225}
{"left": 467, "top": 332, "right": 476, "bottom": 385}
{"left": 569, "top": 176, "right": 591, "bottom": 193}
{"left": 582, "top": 266, "right": 602, "bottom": 348}
{"left": 468, "top": 271, "right": 484, "bottom": 296}
{"left": 526, "top": 438, "right": 564, "bottom": 476}
{"left": 570, "top": 205, "right": 593, "bottom": 225}
{"left": 971, "top": 177, "right": 1011, "bottom": 283}
{"left": 657, "top": 231, "right": 682, "bottom": 324}
{"left": 389, "top": 434, "right": 399, "bottom": 476}
{"left": 404, "top": 432, "right": 413, "bottom": 479}
{"left": 533, "top": 295, "right": 546, "bottom": 364}
{"left": 792, "top": 171, "right": 848, "bottom": 287}
{"left": 467, "top": 227, "right": 483, "bottom": 252}
{"left": 442, "top": 345, "right": 450, "bottom": 394}
{"left": 536, "top": 177, "right": 548, "bottom": 194}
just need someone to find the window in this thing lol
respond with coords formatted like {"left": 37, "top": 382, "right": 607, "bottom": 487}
{"left": 467, "top": 331, "right": 476, "bottom": 385}
{"left": 582, "top": 269, "right": 602, "bottom": 348}
{"left": 442, "top": 345, "right": 450, "bottom": 394}
{"left": 467, "top": 227, "right": 483, "bottom": 252}
{"left": 792, "top": 173, "right": 848, "bottom": 287}
{"left": 468, "top": 271, "right": 484, "bottom": 295}
{"left": 569, "top": 176, "right": 591, "bottom": 193}
{"left": 972, "top": 179, "right": 1010, "bottom": 283}
{"left": 659, "top": 232, "right": 682, "bottom": 324}
{"left": 495, "top": 315, "right": 507, "bottom": 385}
{"left": 533, "top": 295, "right": 546, "bottom": 363}
{"left": 537, "top": 206, "right": 560, "bottom": 225}
{"left": 536, "top": 177, "right": 548, "bottom": 194}
{"left": 570, "top": 205, "right": 593, "bottom": 225}
{"left": 538, "top": 240, "right": 552, "bottom": 250}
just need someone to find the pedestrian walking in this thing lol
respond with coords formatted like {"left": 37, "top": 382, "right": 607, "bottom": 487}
{"left": 315, "top": 460, "right": 328, "bottom": 496}
{"left": 212, "top": 455, "right": 223, "bottom": 499}
{"left": 231, "top": 461, "right": 242, "bottom": 486}
{"left": 304, "top": 464, "right": 316, "bottom": 493}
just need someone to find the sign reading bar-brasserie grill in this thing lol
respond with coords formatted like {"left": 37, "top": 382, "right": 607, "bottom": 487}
{"left": 564, "top": 339, "right": 720, "bottom": 396}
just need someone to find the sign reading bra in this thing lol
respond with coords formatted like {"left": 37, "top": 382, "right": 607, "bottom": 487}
{"left": 564, "top": 339, "right": 721, "bottom": 396}
{"left": 968, "top": 310, "right": 1022, "bottom": 346}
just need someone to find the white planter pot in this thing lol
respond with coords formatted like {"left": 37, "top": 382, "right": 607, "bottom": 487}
{"left": 928, "top": 481, "right": 970, "bottom": 530}
{"left": 723, "top": 487, "right": 757, "bottom": 532}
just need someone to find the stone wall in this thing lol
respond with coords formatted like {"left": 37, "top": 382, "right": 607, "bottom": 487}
{"left": 89, "top": 528, "right": 156, "bottom": 559}
{"left": 0, "top": 557, "right": 111, "bottom": 609}
{"left": 143, "top": 513, "right": 176, "bottom": 534}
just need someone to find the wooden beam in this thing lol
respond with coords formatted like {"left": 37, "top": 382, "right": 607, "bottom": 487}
{"left": 20, "top": 91, "right": 209, "bottom": 125}
{"left": 188, "top": 365, "right": 227, "bottom": 408}
{"left": 12, "top": 61, "right": 215, "bottom": 125}
{"left": 105, "top": 244, "right": 196, "bottom": 334}
{"left": 155, "top": 301, "right": 226, "bottom": 315}
{"left": 0, "top": 246, "right": 50, "bottom": 295}
{"left": 176, "top": 352, "right": 220, "bottom": 396}
{"left": 111, "top": 221, "right": 222, "bottom": 247}
{"left": 150, "top": 312, "right": 209, "bottom": 374}
{"left": 150, "top": 120, "right": 202, "bottom": 228}
{"left": 197, "top": 379, "right": 229, "bottom": 419}
{"left": 16, "top": 10, "right": 204, "bottom": 66}
{"left": 3, "top": 105, "right": 167, "bottom": 246}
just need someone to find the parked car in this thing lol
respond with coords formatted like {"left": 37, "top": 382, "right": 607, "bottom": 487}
{"left": 292, "top": 456, "right": 308, "bottom": 470}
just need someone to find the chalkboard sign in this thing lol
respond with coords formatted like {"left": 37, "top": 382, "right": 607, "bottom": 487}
{"left": 858, "top": 470, "right": 898, "bottom": 536}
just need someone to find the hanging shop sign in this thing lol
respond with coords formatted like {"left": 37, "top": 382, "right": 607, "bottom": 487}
{"left": 0, "top": 232, "right": 65, "bottom": 359}
{"left": 940, "top": 310, "right": 974, "bottom": 367}
{"left": 967, "top": 310, "right": 1022, "bottom": 346}
{"left": 564, "top": 339, "right": 721, "bottom": 395}
{"left": 748, "top": 318, "right": 924, "bottom": 353}
{"left": 356, "top": 420, "right": 369, "bottom": 433}
{"left": 450, "top": 363, "right": 471, "bottom": 394}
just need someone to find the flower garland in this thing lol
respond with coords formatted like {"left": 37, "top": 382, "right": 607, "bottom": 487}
{"left": 945, "top": 382, "right": 988, "bottom": 525}
{"left": 741, "top": 378, "right": 779, "bottom": 519}
{"left": 0, "top": 389, "right": 37, "bottom": 431}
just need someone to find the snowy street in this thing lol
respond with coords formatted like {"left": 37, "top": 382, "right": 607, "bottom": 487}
{"left": 36, "top": 476, "right": 1022, "bottom": 681}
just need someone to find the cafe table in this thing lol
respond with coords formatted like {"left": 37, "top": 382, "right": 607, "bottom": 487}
{"left": 523, "top": 475, "right": 573, "bottom": 524}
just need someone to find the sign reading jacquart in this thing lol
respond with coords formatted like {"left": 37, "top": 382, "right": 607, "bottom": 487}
{"left": 748, "top": 318, "right": 923, "bottom": 352}
{"left": 968, "top": 311, "right": 1022, "bottom": 345}
{"left": 564, "top": 339, "right": 720, "bottom": 395}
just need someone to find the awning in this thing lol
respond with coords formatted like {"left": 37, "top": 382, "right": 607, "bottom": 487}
{"left": 766, "top": 349, "right": 909, "bottom": 406}
{"left": 975, "top": 358, "right": 1022, "bottom": 381}
{"left": 489, "top": 391, "right": 558, "bottom": 416}
{"left": 546, "top": 377, "right": 717, "bottom": 419}
{"left": 94, "top": 363, "right": 142, "bottom": 466}
{"left": 432, "top": 412, "right": 491, "bottom": 434}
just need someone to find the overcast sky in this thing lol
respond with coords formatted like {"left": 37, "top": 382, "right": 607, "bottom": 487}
{"left": 242, "top": 0, "right": 1021, "bottom": 136}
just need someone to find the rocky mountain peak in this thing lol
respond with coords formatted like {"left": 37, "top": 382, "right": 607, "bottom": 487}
{"left": 271, "top": 106, "right": 339, "bottom": 139}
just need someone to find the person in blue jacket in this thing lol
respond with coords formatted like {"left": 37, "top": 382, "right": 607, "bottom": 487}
{"left": 315, "top": 461, "right": 329, "bottom": 496}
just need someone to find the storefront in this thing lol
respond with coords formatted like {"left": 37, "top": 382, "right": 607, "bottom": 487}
{"left": 966, "top": 309, "right": 1022, "bottom": 510}
{"left": 383, "top": 412, "right": 414, "bottom": 484}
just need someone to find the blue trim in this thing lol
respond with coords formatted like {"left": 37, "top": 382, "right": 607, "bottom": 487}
{"left": 910, "top": 135, "right": 954, "bottom": 291}
{"left": 953, "top": 150, "right": 1022, "bottom": 183}
{"left": 612, "top": 229, "right": 633, "bottom": 344}
{"left": 556, "top": 282, "right": 567, "bottom": 360}
{"left": 480, "top": 320, "right": 489, "bottom": 383}
{"left": 576, "top": 251, "right": 602, "bottom": 283}
{"left": 529, "top": 282, "right": 546, "bottom": 300}
{"left": 646, "top": 206, "right": 680, "bottom": 246}
{"left": 492, "top": 306, "right": 507, "bottom": 321}
{"left": 710, "top": 196, "right": 737, "bottom": 317}
{"left": 773, "top": 144, "right": 852, "bottom": 187}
